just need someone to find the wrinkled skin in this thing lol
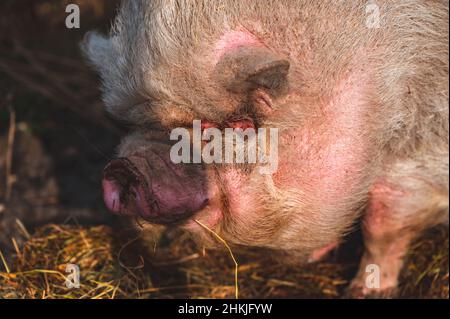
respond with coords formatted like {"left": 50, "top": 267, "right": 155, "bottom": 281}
{"left": 83, "top": 0, "right": 449, "bottom": 297}
{"left": 102, "top": 135, "right": 209, "bottom": 224}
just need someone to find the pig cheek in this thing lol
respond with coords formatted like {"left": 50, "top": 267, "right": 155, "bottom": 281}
{"left": 183, "top": 170, "right": 223, "bottom": 229}
{"left": 273, "top": 73, "right": 374, "bottom": 208}
{"left": 187, "top": 168, "right": 257, "bottom": 230}
{"left": 275, "top": 131, "right": 368, "bottom": 206}
{"left": 221, "top": 169, "right": 257, "bottom": 216}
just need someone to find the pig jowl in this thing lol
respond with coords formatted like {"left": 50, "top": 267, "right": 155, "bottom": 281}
{"left": 102, "top": 142, "right": 208, "bottom": 225}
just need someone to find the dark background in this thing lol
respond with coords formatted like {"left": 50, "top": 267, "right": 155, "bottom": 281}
{"left": 0, "top": 0, "right": 122, "bottom": 234}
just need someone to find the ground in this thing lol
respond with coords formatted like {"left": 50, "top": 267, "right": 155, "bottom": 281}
{"left": 0, "top": 0, "right": 448, "bottom": 299}
{"left": 0, "top": 224, "right": 447, "bottom": 299}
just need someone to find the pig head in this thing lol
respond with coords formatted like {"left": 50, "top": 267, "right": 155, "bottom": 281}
{"left": 82, "top": 0, "right": 449, "bottom": 296}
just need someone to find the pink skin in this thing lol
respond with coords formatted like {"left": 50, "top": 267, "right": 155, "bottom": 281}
{"left": 215, "top": 29, "right": 372, "bottom": 209}
{"left": 272, "top": 72, "right": 371, "bottom": 204}
{"left": 186, "top": 119, "right": 257, "bottom": 228}
{"left": 102, "top": 153, "right": 209, "bottom": 224}
{"left": 102, "top": 179, "right": 122, "bottom": 214}
{"left": 188, "top": 29, "right": 373, "bottom": 260}
{"left": 213, "top": 28, "right": 265, "bottom": 64}
{"left": 102, "top": 179, "right": 148, "bottom": 217}
{"left": 225, "top": 119, "right": 255, "bottom": 130}
{"left": 348, "top": 182, "right": 411, "bottom": 296}
{"left": 363, "top": 184, "right": 402, "bottom": 241}
{"left": 308, "top": 241, "right": 340, "bottom": 262}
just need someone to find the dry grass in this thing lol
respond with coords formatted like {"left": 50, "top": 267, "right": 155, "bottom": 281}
{"left": 0, "top": 223, "right": 447, "bottom": 299}
{"left": 0, "top": 225, "right": 151, "bottom": 299}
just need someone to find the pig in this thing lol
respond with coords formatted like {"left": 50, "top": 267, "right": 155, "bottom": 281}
{"left": 82, "top": 0, "right": 449, "bottom": 297}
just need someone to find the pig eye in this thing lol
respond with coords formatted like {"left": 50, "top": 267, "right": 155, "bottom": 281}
{"left": 251, "top": 89, "right": 274, "bottom": 111}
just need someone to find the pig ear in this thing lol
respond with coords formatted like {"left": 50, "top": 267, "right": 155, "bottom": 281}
{"left": 80, "top": 31, "right": 114, "bottom": 72}
{"left": 215, "top": 47, "right": 290, "bottom": 94}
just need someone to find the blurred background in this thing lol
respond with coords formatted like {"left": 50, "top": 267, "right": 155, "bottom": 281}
{"left": 0, "top": 0, "right": 448, "bottom": 299}
{"left": 0, "top": 0, "right": 122, "bottom": 239}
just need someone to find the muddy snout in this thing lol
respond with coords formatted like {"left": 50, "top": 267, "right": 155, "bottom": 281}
{"left": 102, "top": 144, "right": 209, "bottom": 225}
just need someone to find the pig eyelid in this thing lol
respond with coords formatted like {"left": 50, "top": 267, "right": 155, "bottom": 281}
{"left": 250, "top": 88, "right": 274, "bottom": 110}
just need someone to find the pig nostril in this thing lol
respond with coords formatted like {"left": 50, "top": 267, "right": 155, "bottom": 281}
{"left": 102, "top": 154, "right": 208, "bottom": 225}
{"left": 102, "top": 158, "right": 148, "bottom": 216}
{"left": 102, "top": 178, "right": 122, "bottom": 213}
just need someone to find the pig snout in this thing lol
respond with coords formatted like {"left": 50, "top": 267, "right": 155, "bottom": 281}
{"left": 102, "top": 146, "right": 209, "bottom": 225}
